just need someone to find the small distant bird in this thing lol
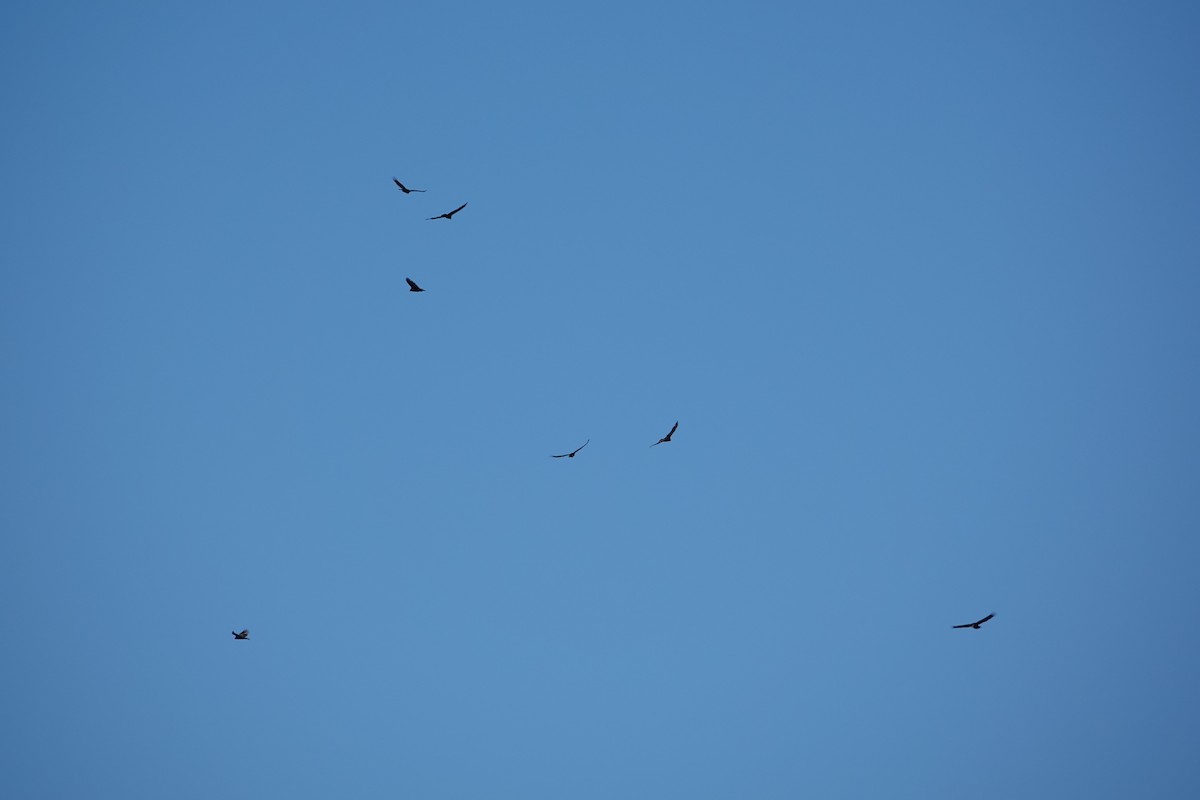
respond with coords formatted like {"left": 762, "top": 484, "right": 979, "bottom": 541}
{"left": 952, "top": 613, "right": 995, "bottom": 630}
{"left": 392, "top": 178, "right": 426, "bottom": 194}
{"left": 428, "top": 202, "right": 468, "bottom": 220}
{"left": 651, "top": 421, "right": 679, "bottom": 447}
{"left": 406, "top": 277, "right": 426, "bottom": 292}
{"left": 232, "top": 629, "right": 250, "bottom": 640}
{"left": 551, "top": 440, "right": 589, "bottom": 458}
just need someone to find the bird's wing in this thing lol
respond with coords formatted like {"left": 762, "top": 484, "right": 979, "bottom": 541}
{"left": 405, "top": 278, "right": 420, "bottom": 290}
{"left": 975, "top": 613, "right": 995, "bottom": 625}
{"left": 427, "top": 214, "right": 443, "bottom": 220}
{"left": 573, "top": 439, "right": 590, "bottom": 454}
{"left": 237, "top": 629, "right": 249, "bottom": 636}
{"left": 447, "top": 202, "right": 468, "bottom": 216}
{"left": 951, "top": 623, "right": 973, "bottom": 629}
{"left": 393, "top": 178, "right": 405, "bottom": 190}
{"left": 551, "top": 453, "right": 568, "bottom": 458}
{"left": 667, "top": 421, "right": 679, "bottom": 437}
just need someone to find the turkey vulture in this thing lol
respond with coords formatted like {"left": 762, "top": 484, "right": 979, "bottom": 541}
{"left": 651, "top": 421, "right": 679, "bottom": 447}
{"left": 428, "top": 202, "right": 468, "bottom": 220}
{"left": 952, "top": 613, "right": 995, "bottom": 630}
{"left": 406, "top": 278, "right": 426, "bottom": 292}
{"left": 232, "top": 629, "right": 250, "bottom": 640}
{"left": 551, "top": 440, "right": 589, "bottom": 458}
{"left": 392, "top": 178, "right": 426, "bottom": 193}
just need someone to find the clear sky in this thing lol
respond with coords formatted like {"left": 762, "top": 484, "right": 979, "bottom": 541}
{"left": 3, "top": 2, "right": 1199, "bottom": 798}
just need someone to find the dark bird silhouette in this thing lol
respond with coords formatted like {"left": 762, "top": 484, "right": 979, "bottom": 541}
{"left": 406, "top": 278, "right": 426, "bottom": 292}
{"left": 952, "top": 613, "right": 995, "bottom": 630}
{"left": 392, "top": 178, "right": 426, "bottom": 194}
{"left": 428, "top": 202, "right": 468, "bottom": 220}
{"left": 651, "top": 421, "right": 679, "bottom": 447}
{"left": 232, "top": 629, "right": 250, "bottom": 640}
{"left": 551, "top": 440, "right": 589, "bottom": 458}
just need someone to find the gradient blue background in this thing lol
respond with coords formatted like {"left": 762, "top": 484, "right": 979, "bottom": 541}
{"left": 3, "top": 2, "right": 1199, "bottom": 798}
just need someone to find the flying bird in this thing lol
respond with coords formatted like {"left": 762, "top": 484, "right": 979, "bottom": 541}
{"left": 406, "top": 277, "right": 426, "bottom": 292}
{"left": 952, "top": 613, "right": 995, "bottom": 630}
{"left": 651, "top": 421, "right": 679, "bottom": 447}
{"left": 392, "top": 178, "right": 426, "bottom": 194}
{"left": 428, "top": 202, "right": 468, "bottom": 220}
{"left": 232, "top": 629, "right": 250, "bottom": 640}
{"left": 551, "top": 440, "right": 589, "bottom": 458}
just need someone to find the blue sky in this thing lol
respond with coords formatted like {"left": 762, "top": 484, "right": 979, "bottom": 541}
{"left": 3, "top": 2, "right": 1199, "bottom": 798}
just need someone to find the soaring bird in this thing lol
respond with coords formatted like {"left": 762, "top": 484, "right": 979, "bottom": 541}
{"left": 232, "top": 629, "right": 250, "bottom": 640}
{"left": 551, "top": 440, "right": 589, "bottom": 458}
{"left": 406, "top": 278, "right": 426, "bottom": 292}
{"left": 651, "top": 421, "right": 679, "bottom": 447}
{"left": 392, "top": 178, "right": 426, "bottom": 194}
{"left": 428, "top": 202, "right": 468, "bottom": 220}
{"left": 952, "top": 613, "right": 995, "bottom": 630}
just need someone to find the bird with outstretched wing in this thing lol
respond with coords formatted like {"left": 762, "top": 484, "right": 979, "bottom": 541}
{"left": 406, "top": 278, "right": 426, "bottom": 292}
{"left": 232, "top": 629, "right": 250, "bottom": 640}
{"left": 952, "top": 613, "right": 995, "bottom": 630}
{"left": 428, "top": 202, "right": 468, "bottom": 220}
{"left": 393, "top": 178, "right": 426, "bottom": 193}
{"left": 552, "top": 440, "right": 589, "bottom": 458}
{"left": 651, "top": 421, "right": 679, "bottom": 447}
